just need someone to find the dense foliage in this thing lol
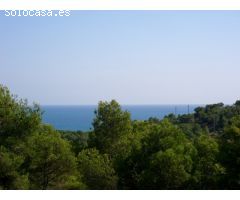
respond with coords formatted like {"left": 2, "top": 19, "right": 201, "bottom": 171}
{"left": 1, "top": 85, "right": 240, "bottom": 189}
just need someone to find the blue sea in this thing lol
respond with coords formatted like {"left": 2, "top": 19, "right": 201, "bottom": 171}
{"left": 41, "top": 105, "right": 201, "bottom": 131}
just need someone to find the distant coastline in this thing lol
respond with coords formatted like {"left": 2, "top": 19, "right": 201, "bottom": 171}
{"left": 41, "top": 104, "right": 202, "bottom": 131}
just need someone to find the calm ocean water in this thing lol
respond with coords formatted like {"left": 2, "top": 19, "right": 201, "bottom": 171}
{"left": 41, "top": 105, "right": 200, "bottom": 131}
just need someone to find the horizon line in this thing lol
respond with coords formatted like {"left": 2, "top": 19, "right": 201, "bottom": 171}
{"left": 40, "top": 103, "right": 206, "bottom": 106}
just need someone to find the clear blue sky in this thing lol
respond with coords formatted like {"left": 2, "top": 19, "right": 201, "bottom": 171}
{"left": 1, "top": 11, "right": 240, "bottom": 105}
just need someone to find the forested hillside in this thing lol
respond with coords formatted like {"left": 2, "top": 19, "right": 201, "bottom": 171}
{"left": 0, "top": 85, "right": 240, "bottom": 189}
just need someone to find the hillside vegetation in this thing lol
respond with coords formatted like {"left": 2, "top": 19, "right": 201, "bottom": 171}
{"left": 1, "top": 85, "right": 240, "bottom": 189}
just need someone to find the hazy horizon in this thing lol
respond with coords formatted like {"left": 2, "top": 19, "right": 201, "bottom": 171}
{"left": 40, "top": 104, "right": 205, "bottom": 106}
{"left": 1, "top": 11, "right": 240, "bottom": 105}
